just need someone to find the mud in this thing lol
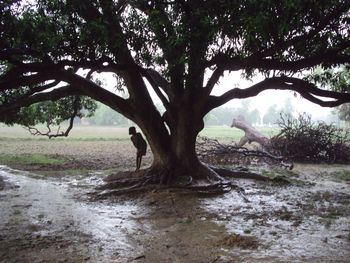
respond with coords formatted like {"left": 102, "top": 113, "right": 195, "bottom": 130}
{"left": 0, "top": 164, "right": 349, "bottom": 263}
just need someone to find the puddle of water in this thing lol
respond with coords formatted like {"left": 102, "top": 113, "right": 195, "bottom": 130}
{"left": 201, "top": 173, "right": 350, "bottom": 262}
{"left": 0, "top": 165, "right": 145, "bottom": 262}
{"left": 0, "top": 165, "right": 349, "bottom": 262}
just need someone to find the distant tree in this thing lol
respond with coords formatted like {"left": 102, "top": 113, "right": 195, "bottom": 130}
{"left": 249, "top": 109, "right": 261, "bottom": 125}
{"left": 282, "top": 98, "right": 294, "bottom": 116}
{"left": 88, "top": 103, "right": 128, "bottom": 126}
{"left": 263, "top": 104, "right": 280, "bottom": 125}
{"left": 203, "top": 113, "right": 219, "bottom": 126}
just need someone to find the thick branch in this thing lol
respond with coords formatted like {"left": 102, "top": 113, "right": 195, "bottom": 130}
{"left": 210, "top": 50, "right": 350, "bottom": 73}
{"left": 0, "top": 86, "right": 79, "bottom": 115}
{"left": 143, "top": 69, "right": 170, "bottom": 109}
{"left": 204, "top": 67, "right": 224, "bottom": 96}
{"left": 206, "top": 77, "right": 350, "bottom": 112}
{"left": 0, "top": 71, "right": 58, "bottom": 92}
{"left": 144, "top": 69, "right": 172, "bottom": 96}
{"left": 58, "top": 70, "right": 133, "bottom": 120}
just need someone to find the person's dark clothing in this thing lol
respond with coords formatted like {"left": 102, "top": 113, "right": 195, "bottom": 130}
{"left": 131, "top": 132, "right": 147, "bottom": 156}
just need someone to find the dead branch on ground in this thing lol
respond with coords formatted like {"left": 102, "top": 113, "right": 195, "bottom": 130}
{"left": 196, "top": 137, "right": 293, "bottom": 169}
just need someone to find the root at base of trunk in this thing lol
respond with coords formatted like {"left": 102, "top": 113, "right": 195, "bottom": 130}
{"left": 91, "top": 165, "right": 289, "bottom": 200}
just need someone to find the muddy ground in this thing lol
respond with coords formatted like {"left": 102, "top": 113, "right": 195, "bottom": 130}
{"left": 0, "top": 139, "right": 350, "bottom": 262}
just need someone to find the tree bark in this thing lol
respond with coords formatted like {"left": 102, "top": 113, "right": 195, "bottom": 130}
{"left": 136, "top": 100, "right": 218, "bottom": 184}
{"left": 231, "top": 116, "right": 269, "bottom": 147}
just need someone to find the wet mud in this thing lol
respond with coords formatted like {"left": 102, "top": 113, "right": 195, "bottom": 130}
{"left": 0, "top": 164, "right": 350, "bottom": 263}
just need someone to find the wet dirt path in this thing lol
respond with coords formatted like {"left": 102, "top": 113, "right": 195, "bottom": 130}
{"left": 1, "top": 165, "right": 350, "bottom": 262}
{"left": 0, "top": 166, "right": 143, "bottom": 262}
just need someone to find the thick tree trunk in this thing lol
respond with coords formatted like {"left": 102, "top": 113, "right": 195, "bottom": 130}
{"left": 138, "top": 101, "right": 217, "bottom": 184}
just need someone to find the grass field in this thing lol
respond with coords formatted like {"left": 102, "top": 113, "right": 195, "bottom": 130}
{"left": 0, "top": 124, "right": 280, "bottom": 141}
{"left": 0, "top": 153, "right": 67, "bottom": 166}
{"left": 199, "top": 126, "right": 279, "bottom": 140}
{"left": 0, "top": 124, "right": 279, "bottom": 168}
{"left": 0, "top": 125, "right": 130, "bottom": 140}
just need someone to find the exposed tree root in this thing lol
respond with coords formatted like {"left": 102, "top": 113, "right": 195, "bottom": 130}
{"left": 91, "top": 163, "right": 290, "bottom": 201}
{"left": 211, "top": 166, "right": 271, "bottom": 181}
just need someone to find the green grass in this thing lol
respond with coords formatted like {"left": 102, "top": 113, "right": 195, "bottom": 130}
{"left": 0, "top": 153, "right": 67, "bottom": 166}
{"left": 1, "top": 124, "right": 280, "bottom": 141}
{"left": 330, "top": 170, "right": 350, "bottom": 182}
{"left": 199, "top": 126, "right": 280, "bottom": 140}
{"left": 0, "top": 125, "right": 130, "bottom": 141}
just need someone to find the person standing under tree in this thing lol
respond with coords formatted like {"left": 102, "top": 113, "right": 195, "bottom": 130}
{"left": 129, "top": 126, "right": 147, "bottom": 171}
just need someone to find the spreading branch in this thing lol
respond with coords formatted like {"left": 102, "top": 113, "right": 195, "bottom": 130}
{"left": 206, "top": 76, "right": 350, "bottom": 112}
{"left": 209, "top": 50, "right": 350, "bottom": 73}
{"left": 0, "top": 85, "right": 79, "bottom": 115}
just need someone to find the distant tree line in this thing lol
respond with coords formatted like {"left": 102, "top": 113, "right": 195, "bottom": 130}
{"left": 79, "top": 102, "right": 129, "bottom": 126}
{"left": 204, "top": 98, "right": 296, "bottom": 126}
{"left": 81, "top": 98, "right": 342, "bottom": 128}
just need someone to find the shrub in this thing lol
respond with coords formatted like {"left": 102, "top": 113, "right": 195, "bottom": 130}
{"left": 269, "top": 113, "right": 350, "bottom": 163}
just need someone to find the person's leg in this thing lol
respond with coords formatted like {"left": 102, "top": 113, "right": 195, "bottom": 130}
{"left": 137, "top": 155, "right": 142, "bottom": 170}
{"left": 135, "top": 154, "right": 140, "bottom": 171}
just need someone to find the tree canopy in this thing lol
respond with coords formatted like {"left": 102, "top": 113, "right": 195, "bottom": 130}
{"left": 1, "top": 0, "right": 350, "bottom": 182}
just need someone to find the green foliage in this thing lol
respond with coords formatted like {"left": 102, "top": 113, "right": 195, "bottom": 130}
{"left": 306, "top": 66, "right": 350, "bottom": 93}
{"left": 1, "top": 96, "right": 97, "bottom": 127}
{"left": 0, "top": 0, "right": 349, "bottom": 139}
{"left": 4, "top": 0, "right": 343, "bottom": 72}
{"left": 306, "top": 66, "right": 350, "bottom": 122}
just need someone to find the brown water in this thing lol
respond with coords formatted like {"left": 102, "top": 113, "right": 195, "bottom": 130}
{"left": 0, "top": 165, "right": 349, "bottom": 262}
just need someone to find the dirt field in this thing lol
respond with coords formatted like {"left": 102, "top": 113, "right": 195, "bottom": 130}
{"left": 1, "top": 128, "right": 350, "bottom": 263}
{"left": 0, "top": 138, "right": 153, "bottom": 170}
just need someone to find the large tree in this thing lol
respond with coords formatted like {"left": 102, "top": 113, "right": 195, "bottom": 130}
{"left": 1, "top": 0, "right": 350, "bottom": 185}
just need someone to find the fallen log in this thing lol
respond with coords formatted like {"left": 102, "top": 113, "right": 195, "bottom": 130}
{"left": 231, "top": 116, "right": 269, "bottom": 147}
